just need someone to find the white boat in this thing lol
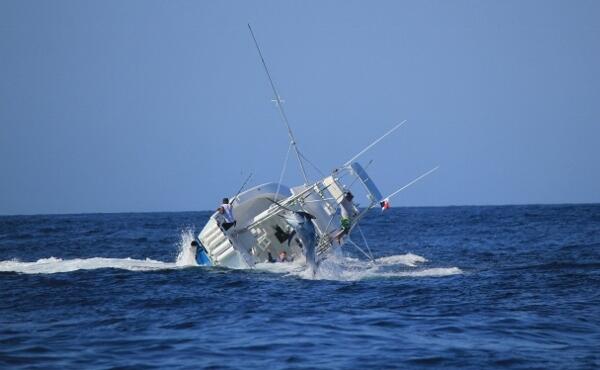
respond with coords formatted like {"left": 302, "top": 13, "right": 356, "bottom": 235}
{"left": 196, "top": 162, "right": 383, "bottom": 269}
{"left": 194, "top": 25, "right": 437, "bottom": 271}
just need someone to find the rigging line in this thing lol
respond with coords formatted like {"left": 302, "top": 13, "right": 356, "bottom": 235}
{"left": 317, "top": 223, "right": 336, "bottom": 255}
{"left": 316, "top": 213, "right": 337, "bottom": 255}
{"left": 315, "top": 212, "right": 337, "bottom": 242}
{"left": 357, "top": 223, "right": 374, "bottom": 260}
{"left": 344, "top": 120, "right": 408, "bottom": 166}
{"left": 347, "top": 237, "right": 375, "bottom": 262}
{"left": 298, "top": 151, "right": 326, "bottom": 177}
{"left": 247, "top": 24, "right": 309, "bottom": 184}
{"left": 275, "top": 141, "right": 293, "bottom": 200}
{"left": 324, "top": 213, "right": 336, "bottom": 235}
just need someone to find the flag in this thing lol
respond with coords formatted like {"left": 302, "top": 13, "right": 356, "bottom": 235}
{"left": 380, "top": 199, "right": 390, "bottom": 211}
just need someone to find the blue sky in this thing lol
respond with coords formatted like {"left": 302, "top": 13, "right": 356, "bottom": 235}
{"left": 1, "top": 1, "right": 599, "bottom": 215}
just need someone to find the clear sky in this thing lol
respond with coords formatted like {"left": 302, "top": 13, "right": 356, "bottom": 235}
{"left": 1, "top": 1, "right": 599, "bottom": 215}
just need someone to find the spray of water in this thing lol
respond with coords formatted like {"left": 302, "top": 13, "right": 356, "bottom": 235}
{"left": 175, "top": 228, "right": 199, "bottom": 267}
{"left": 255, "top": 247, "right": 463, "bottom": 281}
{"left": 0, "top": 229, "right": 199, "bottom": 274}
{"left": 0, "top": 256, "right": 174, "bottom": 274}
{"left": 0, "top": 229, "right": 462, "bottom": 281}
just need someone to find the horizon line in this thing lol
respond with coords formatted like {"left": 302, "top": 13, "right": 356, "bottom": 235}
{"left": 1, "top": 200, "right": 599, "bottom": 218}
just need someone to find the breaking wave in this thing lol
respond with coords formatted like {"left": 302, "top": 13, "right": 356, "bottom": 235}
{"left": 0, "top": 229, "right": 199, "bottom": 274}
{"left": 0, "top": 256, "right": 175, "bottom": 274}
{"left": 255, "top": 249, "right": 462, "bottom": 281}
{"left": 0, "top": 228, "right": 461, "bottom": 280}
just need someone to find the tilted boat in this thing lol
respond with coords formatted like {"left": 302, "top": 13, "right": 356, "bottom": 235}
{"left": 196, "top": 162, "right": 384, "bottom": 269}
{"left": 194, "top": 25, "right": 437, "bottom": 270}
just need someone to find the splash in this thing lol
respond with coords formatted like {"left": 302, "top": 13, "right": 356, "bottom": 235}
{"left": 175, "top": 228, "right": 199, "bottom": 267}
{"left": 0, "top": 256, "right": 175, "bottom": 274}
{"left": 375, "top": 253, "right": 428, "bottom": 267}
{"left": 0, "top": 229, "right": 462, "bottom": 281}
{"left": 0, "top": 229, "right": 199, "bottom": 274}
{"left": 255, "top": 248, "right": 462, "bottom": 281}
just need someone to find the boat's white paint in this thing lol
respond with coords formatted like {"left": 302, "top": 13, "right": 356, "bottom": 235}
{"left": 198, "top": 165, "right": 380, "bottom": 269}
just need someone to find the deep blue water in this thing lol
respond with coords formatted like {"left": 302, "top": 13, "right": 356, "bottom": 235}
{"left": 1, "top": 205, "right": 599, "bottom": 369}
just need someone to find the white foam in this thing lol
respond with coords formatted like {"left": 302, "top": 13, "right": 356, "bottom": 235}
{"left": 254, "top": 249, "right": 462, "bottom": 281}
{"left": 255, "top": 261, "right": 304, "bottom": 274}
{"left": 379, "top": 267, "right": 463, "bottom": 278}
{"left": 175, "top": 228, "right": 199, "bottom": 267}
{"left": 0, "top": 229, "right": 462, "bottom": 281}
{"left": 0, "top": 256, "right": 175, "bottom": 274}
{"left": 0, "top": 229, "right": 200, "bottom": 274}
{"left": 375, "top": 253, "right": 428, "bottom": 267}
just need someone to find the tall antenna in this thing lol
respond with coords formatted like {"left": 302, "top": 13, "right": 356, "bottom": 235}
{"left": 247, "top": 24, "right": 309, "bottom": 185}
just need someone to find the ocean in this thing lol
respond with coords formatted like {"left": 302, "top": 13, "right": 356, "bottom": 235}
{"left": 1, "top": 204, "right": 599, "bottom": 369}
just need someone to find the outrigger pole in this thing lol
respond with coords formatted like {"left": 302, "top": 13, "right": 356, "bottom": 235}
{"left": 247, "top": 24, "right": 310, "bottom": 185}
{"left": 344, "top": 120, "right": 408, "bottom": 166}
{"left": 377, "top": 166, "right": 440, "bottom": 206}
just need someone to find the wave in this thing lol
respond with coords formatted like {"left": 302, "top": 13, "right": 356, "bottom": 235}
{"left": 0, "top": 256, "right": 176, "bottom": 274}
{"left": 0, "top": 229, "right": 461, "bottom": 281}
{"left": 255, "top": 249, "right": 462, "bottom": 281}
{"left": 0, "top": 229, "right": 199, "bottom": 275}
{"left": 375, "top": 253, "right": 428, "bottom": 267}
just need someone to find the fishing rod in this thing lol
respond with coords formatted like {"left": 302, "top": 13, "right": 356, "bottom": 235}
{"left": 247, "top": 24, "right": 310, "bottom": 185}
{"left": 230, "top": 172, "right": 254, "bottom": 205}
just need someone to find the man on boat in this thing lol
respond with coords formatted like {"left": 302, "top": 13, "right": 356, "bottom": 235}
{"left": 335, "top": 191, "right": 356, "bottom": 243}
{"left": 214, "top": 198, "right": 236, "bottom": 232}
{"left": 213, "top": 206, "right": 226, "bottom": 228}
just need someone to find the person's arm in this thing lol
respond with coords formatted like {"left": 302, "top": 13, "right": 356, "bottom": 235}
{"left": 212, "top": 213, "right": 223, "bottom": 226}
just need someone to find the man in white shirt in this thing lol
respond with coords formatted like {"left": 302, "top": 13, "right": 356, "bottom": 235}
{"left": 219, "top": 198, "right": 236, "bottom": 231}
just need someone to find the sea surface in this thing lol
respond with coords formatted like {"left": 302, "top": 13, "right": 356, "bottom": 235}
{"left": 1, "top": 205, "right": 599, "bottom": 369}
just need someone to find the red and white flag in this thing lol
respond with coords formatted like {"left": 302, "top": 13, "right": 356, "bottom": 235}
{"left": 380, "top": 199, "right": 390, "bottom": 211}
